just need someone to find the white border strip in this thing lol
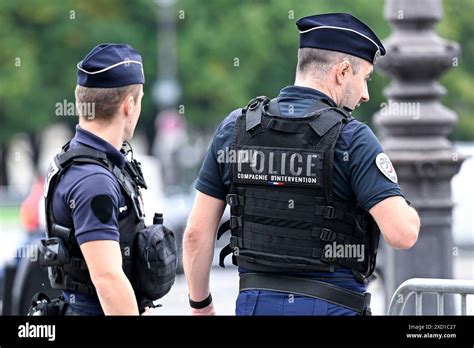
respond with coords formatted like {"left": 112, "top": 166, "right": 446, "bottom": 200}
{"left": 77, "top": 60, "right": 143, "bottom": 75}
{"left": 299, "top": 25, "right": 380, "bottom": 51}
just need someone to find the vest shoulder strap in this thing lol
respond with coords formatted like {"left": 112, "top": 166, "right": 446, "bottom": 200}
{"left": 309, "top": 107, "right": 350, "bottom": 138}
{"left": 56, "top": 145, "right": 109, "bottom": 169}
{"left": 243, "top": 96, "right": 352, "bottom": 136}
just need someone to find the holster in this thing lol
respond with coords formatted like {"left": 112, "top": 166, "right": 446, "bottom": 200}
{"left": 27, "top": 293, "right": 69, "bottom": 316}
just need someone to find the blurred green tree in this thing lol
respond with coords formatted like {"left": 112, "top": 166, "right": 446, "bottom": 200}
{"left": 0, "top": 0, "right": 157, "bottom": 184}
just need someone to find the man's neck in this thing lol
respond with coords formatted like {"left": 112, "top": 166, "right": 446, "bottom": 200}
{"left": 79, "top": 120, "right": 124, "bottom": 150}
{"left": 294, "top": 78, "right": 339, "bottom": 106}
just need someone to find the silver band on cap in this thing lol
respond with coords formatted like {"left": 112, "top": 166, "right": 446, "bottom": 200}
{"left": 299, "top": 25, "right": 381, "bottom": 58}
{"left": 77, "top": 59, "right": 143, "bottom": 75}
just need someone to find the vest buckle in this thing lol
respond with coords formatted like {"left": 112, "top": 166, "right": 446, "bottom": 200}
{"left": 69, "top": 280, "right": 95, "bottom": 295}
{"left": 226, "top": 194, "right": 238, "bottom": 206}
{"left": 324, "top": 206, "right": 336, "bottom": 219}
{"left": 320, "top": 228, "right": 337, "bottom": 242}
{"left": 70, "top": 257, "right": 85, "bottom": 270}
{"left": 69, "top": 280, "right": 80, "bottom": 292}
{"left": 230, "top": 216, "right": 242, "bottom": 229}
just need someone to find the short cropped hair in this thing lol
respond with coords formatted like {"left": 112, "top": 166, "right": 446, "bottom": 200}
{"left": 74, "top": 84, "right": 141, "bottom": 120}
{"left": 296, "top": 47, "right": 361, "bottom": 77}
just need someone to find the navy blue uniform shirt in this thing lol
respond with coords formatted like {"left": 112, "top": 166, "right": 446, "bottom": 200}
{"left": 195, "top": 86, "right": 404, "bottom": 299}
{"left": 52, "top": 125, "right": 129, "bottom": 310}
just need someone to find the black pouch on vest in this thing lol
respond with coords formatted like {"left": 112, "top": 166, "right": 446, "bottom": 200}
{"left": 134, "top": 223, "right": 177, "bottom": 305}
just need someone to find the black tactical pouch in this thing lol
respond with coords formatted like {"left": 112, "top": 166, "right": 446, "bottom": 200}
{"left": 133, "top": 215, "right": 177, "bottom": 308}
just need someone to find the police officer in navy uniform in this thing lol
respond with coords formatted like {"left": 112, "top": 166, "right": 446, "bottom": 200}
{"left": 183, "top": 13, "right": 420, "bottom": 315}
{"left": 36, "top": 44, "right": 153, "bottom": 316}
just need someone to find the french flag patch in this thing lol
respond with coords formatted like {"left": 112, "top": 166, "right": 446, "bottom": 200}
{"left": 268, "top": 181, "right": 285, "bottom": 186}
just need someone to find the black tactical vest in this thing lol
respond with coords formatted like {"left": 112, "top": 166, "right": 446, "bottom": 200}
{"left": 218, "top": 97, "right": 380, "bottom": 282}
{"left": 41, "top": 142, "right": 175, "bottom": 307}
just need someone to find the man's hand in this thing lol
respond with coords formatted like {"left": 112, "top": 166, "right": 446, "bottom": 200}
{"left": 191, "top": 303, "right": 216, "bottom": 316}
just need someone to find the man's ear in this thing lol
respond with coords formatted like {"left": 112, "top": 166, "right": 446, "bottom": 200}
{"left": 335, "top": 60, "right": 351, "bottom": 85}
{"left": 123, "top": 95, "right": 135, "bottom": 117}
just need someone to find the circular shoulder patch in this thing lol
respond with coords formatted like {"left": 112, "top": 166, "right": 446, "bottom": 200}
{"left": 375, "top": 153, "right": 398, "bottom": 183}
{"left": 91, "top": 195, "right": 114, "bottom": 223}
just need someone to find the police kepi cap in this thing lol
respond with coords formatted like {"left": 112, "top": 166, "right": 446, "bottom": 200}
{"left": 296, "top": 13, "right": 386, "bottom": 64}
{"left": 77, "top": 43, "right": 145, "bottom": 87}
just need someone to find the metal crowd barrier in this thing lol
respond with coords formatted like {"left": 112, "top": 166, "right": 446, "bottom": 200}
{"left": 388, "top": 278, "right": 474, "bottom": 315}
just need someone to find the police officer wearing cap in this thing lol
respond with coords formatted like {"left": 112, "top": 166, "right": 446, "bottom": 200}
{"left": 34, "top": 43, "right": 175, "bottom": 316}
{"left": 184, "top": 13, "right": 420, "bottom": 315}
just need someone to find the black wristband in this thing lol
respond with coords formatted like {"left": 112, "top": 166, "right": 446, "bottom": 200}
{"left": 189, "top": 293, "right": 212, "bottom": 309}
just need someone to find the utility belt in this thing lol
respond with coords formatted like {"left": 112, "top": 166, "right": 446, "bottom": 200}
{"left": 239, "top": 272, "right": 372, "bottom": 315}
